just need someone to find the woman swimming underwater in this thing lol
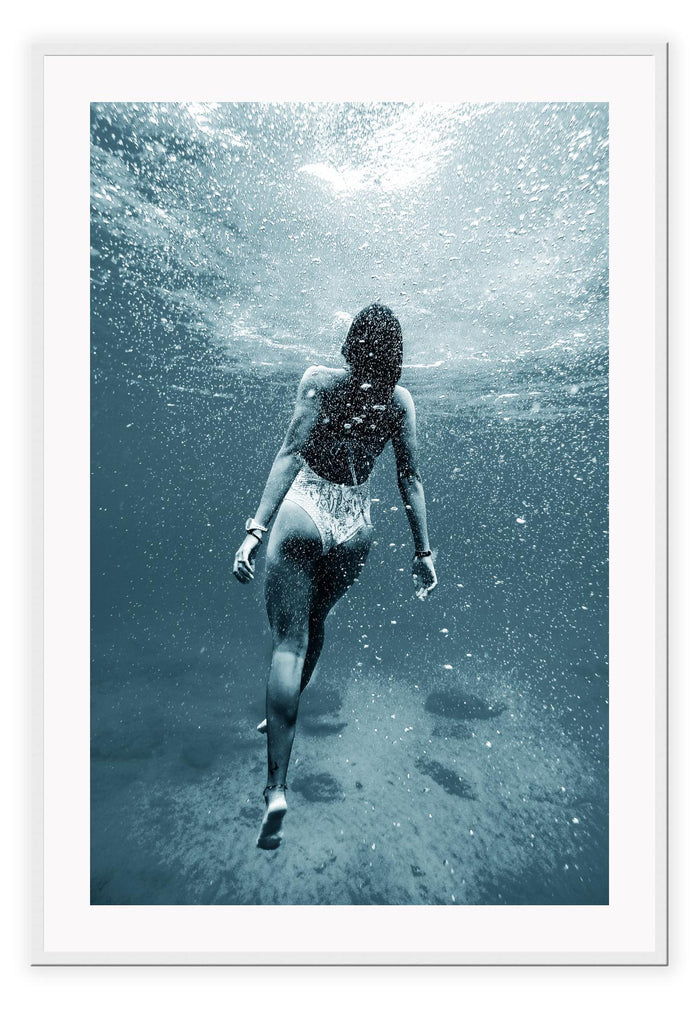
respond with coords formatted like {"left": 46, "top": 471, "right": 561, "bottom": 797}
{"left": 233, "top": 304, "right": 437, "bottom": 849}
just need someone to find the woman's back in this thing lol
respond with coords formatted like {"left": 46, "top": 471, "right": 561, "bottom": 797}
{"left": 300, "top": 365, "right": 405, "bottom": 485}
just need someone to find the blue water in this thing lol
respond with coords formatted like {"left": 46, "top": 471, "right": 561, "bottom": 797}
{"left": 90, "top": 102, "right": 608, "bottom": 905}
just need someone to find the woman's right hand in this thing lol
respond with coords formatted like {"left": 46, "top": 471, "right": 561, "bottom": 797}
{"left": 233, "top": 534, "right": 261, "bottom": 584}
{"left": 412, "top": 555, "right": 437, "bottom": 601}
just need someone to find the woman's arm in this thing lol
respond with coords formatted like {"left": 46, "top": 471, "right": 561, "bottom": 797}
{"left": 251, "top": 369, "right": 321, "bottom": 527}
{"left": 391, "top": 387, "right": 438, "bottom": 599}
{"left": 233, "top": 367, "right": 322, "bottom": 583}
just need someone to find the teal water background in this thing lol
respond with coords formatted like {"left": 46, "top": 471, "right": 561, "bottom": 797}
{"left": 90, "top": 102, "right": 608, "bottom": 905}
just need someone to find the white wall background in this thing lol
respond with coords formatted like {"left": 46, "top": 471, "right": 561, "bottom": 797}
{"left": 3, "top": 2, "right": 694, "bottom": 1021}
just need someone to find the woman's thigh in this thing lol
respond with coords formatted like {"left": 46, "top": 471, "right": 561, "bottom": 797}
{"left": 264, "top": 500, "right": 323, "bottom": 639}
{"left": 311, "top": 523, "right": 373, "bottom": 621}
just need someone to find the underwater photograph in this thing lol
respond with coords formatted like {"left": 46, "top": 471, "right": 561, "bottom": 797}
{"left": 90, "top": 101, "right": 609, "bottom": 905}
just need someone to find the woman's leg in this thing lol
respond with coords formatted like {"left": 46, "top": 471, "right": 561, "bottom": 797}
{"left": 258, "top": 513, "right": 373, "bottom": 845}
{"left": 300, "top": 527, "right": 373, "bottom": 695}
{"left": 263, "top": 501, "right": 323, "bottom": 790}
{"left": 299, "top": 613, "right": 324, "bottom": 694}
{"left": 257, "top": 524, "right": 373, "bottom": 736}
{"left": 256, "top": 502, "right": 322, "bottom": 849}
{"left": 255, "top": 614, "right": 324, "bottom": 735}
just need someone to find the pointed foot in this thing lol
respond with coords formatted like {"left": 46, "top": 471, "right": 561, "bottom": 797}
{"left": 256, "top": 787, "right": 287, "bottom": 850}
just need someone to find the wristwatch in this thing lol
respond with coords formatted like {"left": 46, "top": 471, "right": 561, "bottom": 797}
{"left": 245, "top": 517, "right": 268, "bottom": 542}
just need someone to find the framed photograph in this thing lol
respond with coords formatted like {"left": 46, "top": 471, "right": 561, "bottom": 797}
{"left": 38, "top": 38, "right": 667, "bottom": 965}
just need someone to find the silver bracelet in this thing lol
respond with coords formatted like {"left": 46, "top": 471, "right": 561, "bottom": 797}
{"left": 245, "top": 517, "right": 268, "bottom": 540}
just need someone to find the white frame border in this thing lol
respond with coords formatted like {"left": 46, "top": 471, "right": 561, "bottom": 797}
{"left": 36, "top": 37, "right": 667, "bottom": 967}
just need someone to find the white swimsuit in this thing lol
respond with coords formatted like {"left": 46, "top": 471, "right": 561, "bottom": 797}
{"left": 285, "top": 461, "right": 371, "bottom": 555}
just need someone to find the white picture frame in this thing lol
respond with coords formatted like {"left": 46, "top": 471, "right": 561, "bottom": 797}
{"left": 37, "top": 37, "right": 667, "bottom": 966}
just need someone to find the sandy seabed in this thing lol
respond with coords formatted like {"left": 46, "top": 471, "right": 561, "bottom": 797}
{"left": 90, "top": 651, "right": 607, "bottom": 907}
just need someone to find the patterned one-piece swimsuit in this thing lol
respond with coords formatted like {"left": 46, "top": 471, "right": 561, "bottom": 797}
{"left": 285, "top": 459, "right": 371, "bottom": 555}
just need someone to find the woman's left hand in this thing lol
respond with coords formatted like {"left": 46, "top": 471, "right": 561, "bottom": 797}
{"left": 233, "top": 534, "right": 261, "bottom": 583}
{"left": 412, "top": 554, "right": 437, "bottom": 600}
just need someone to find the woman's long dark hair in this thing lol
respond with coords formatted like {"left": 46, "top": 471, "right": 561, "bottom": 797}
{"left": 342, "top": 304, "right": 403, "bottom": 391}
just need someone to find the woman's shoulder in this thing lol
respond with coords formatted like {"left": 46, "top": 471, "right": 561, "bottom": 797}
{"left": 391, "top": 384, "right": 415, "bottom": 414}
{"left": 298, "top": 364, "right": 345, "bottom": 396}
